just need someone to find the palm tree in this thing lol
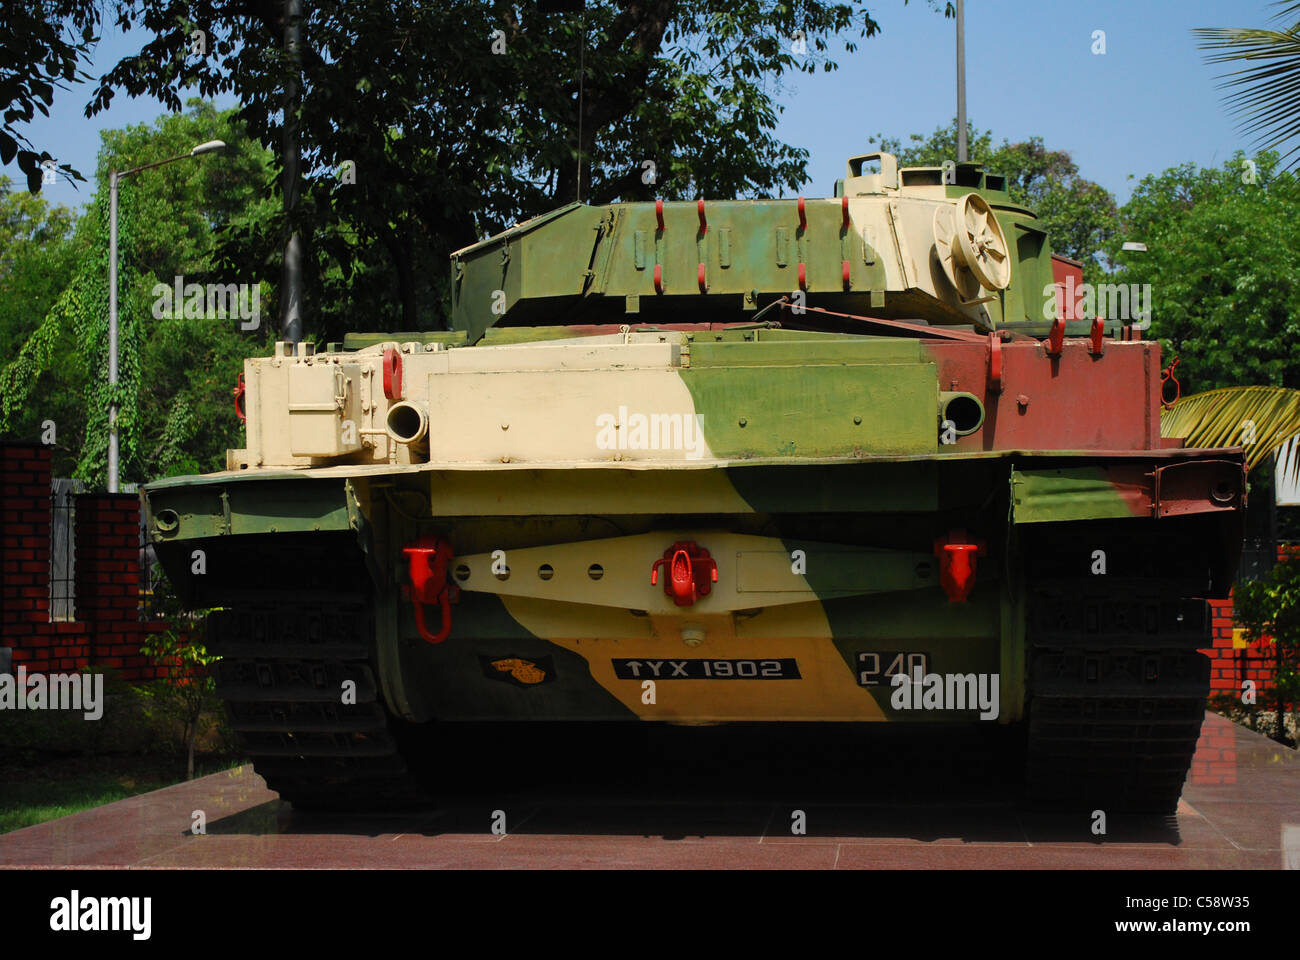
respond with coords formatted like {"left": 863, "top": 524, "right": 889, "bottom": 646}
{"left": 1162, "top": 386, "right": 1300, "bottom": 484}
{"left": 1195, "top": 2, "right": 1300, "bottom": 167}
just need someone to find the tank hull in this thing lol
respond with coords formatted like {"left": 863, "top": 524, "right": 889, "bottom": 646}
{"left": 140, "top": 155, "right": 1246, "bottom": 812}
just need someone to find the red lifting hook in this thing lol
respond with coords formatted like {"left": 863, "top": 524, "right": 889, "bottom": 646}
{"left": 651, "top": 540, "right": 718, "bottom": 607}
{"left": 383, "top": 347, "right": 403, "bottom": 400}
{"left": 1161, "top": 356, "right": 1181, "bottom": 409}
{"left": 1089, "top": 318, "right": 1106, "bottom": 357}
{"left": 988, "top": 333, "right": 1003, "bottom": 394}
{"left": 1046, "top": 317, "right": 1065, "bottom": 357}
{"left": 403, "top": 536, "right": 455, "bottom": 643}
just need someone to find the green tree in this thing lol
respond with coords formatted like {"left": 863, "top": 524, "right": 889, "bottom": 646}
{"left": 0, "top": 102, "right": 277, "bottom": 484}
{"left": 88, "top": 1, "right": 942, "bottom": 337}
{"left": 0, "top": 178, "right": 80, "bottom": 355}
{"left": 94, "top": 100, "right": 277, "bottom": 286}
{"left": 871, "top": 120, "right": 1119, "bottom": 272}
{"left": 1105, "top": 151, "right": 1300, "bottom": 395}
{"left": 1233, "top": 556, "right": 1300, "bottom": 746}
{"left": 138, "top": 590, "right": 224, "bottom": 780}
{"left": 0, "top": 177, "right": 86, "bottom": 473}
{"left": 95, "top": 101, "right": 278, "bottom": 478}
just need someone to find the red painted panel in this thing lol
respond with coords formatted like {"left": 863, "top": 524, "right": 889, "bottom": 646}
{"left": 924, "top": 338, "right": 1163, "bottom": 451}
{"left": 1051, "top": 254, "right": 1085, "bottom": 321}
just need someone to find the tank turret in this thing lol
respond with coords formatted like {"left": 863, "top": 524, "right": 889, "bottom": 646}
{"left": 449, "top": 153, "right": 1055, "bottom": 343}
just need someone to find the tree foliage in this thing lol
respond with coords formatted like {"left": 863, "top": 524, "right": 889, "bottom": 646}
{"left": 1106, "top": 151, "right": 1300, "bottom": 395}
{"left": 95, "top": 101, "right": 278, "bottom": 479}
{"left": 1161, "top": 386, "right": 1300, "bottom": 485}
{"left": 1233, "top": 555, "right": 1300, "bottom": 745}
{"left": 138, "top": 616, "right": 223, "bottom": 780}
{"left": 0, "top": 183, "right": 146, "bottom": 486}
{"left": 1196, "top": 1, "right": 1300, "bottom": 168}
{"left": 90, "top": 0, "right": 900, "bottom": 337}
{"left": 0, "top": 178, "right": 79, "bottom": 358}
{"left": 0, "top": 102, "right": 275, "bottom": 483}
{"left": 0, "top": 178, "right": 85, "bottom": 472}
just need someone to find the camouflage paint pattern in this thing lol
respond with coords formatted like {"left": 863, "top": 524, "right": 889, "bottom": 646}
{"left": 144, "top": 154, "right": 1246, "bottom": 734}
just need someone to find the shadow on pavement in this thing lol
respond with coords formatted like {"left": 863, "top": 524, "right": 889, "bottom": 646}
{"left": 208, "top": 722, "right": 1183, "bottom": 845}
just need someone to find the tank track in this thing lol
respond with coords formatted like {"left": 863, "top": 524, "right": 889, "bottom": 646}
{"left": 1024, "top": 578, "right": 1212, "bottom": 815}
{"left": 207, "top": 603, "right": 434, "bottom": 811}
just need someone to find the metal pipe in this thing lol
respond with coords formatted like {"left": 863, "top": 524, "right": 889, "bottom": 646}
{"left": 940, "top": 390, "right": 985, "bottom": 436}
{"left": 956, "top": 0, "right": 967, "bottom": 163}
{"left": 108, "top": 172, "right": 119, "bottom": 493}
{"left": 385, "top": 401, "right": 429, "bottom": 445}
{"left": 280, "top": 0, "right": 304, "bottom": 345}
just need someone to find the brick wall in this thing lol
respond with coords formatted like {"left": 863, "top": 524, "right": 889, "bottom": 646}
{"left": 1190, "top": 717, "right": 1237, "bottom": 785}
{"left": 1, "top": 442, "right": 169, "bottom": 681}
{"left": 1201, "top": 544, "right": 1295, "bottom": 697}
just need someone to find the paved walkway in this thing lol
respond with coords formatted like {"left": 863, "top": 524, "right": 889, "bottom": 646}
{"left": 2, "top": 714, "right": 1296, "bottom": 869}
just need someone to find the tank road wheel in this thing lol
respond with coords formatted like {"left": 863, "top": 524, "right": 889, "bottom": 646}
{"left": 1023, "top": 579, "right": 1212, "bottom": 816}
{"left": 208, "top": 603, "right": 435, "bottom": 812}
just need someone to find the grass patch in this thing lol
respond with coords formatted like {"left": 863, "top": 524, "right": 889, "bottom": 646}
{"left": 0, "top": 664, "right": 243, "bottom": 834}
{"left": 0, "top": 753, "right": 243, "bottom": 835}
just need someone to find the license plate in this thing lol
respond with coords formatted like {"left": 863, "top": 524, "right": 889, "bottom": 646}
{"left": 611, "top": 658, "right": 801, "bottom": 680}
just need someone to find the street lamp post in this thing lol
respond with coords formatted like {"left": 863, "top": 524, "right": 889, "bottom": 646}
{"left": 956, "top": 0, "right": 966, "bottom": 163}
{"left": 107, "top": 139, "right": 226, "bottom": 493}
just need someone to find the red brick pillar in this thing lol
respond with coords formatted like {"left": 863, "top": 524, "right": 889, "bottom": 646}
{"left": 1, "top": 444, "right": 54, "bottom": 665}
{"left": 74, "top": 493, "right": 141, "bottom": 669}
{"left": 1206, "top": 596, "right": 1237, "bottom": 695}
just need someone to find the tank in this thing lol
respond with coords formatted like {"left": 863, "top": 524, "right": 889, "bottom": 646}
{"left": 142, "top": 153, "right": 1246, "bottom": 813}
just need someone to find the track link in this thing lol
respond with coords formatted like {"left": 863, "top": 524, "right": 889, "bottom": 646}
{"left": 208, "top": 604, "right": 434, "bottom": 811}
{"left": 1024, "top": 579, "right": 1212, "bottom": 814}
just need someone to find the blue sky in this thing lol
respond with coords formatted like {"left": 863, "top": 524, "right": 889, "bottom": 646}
{"left": 16, "top": 0, "right": 1278, "bottom": 209}
{"left": 777, "top": 0, "right": 1272, "bottom": 199}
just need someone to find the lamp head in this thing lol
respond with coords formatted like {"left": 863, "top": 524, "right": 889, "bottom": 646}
{"left": 190, "top": 140, "right": 227, "bottom": 157}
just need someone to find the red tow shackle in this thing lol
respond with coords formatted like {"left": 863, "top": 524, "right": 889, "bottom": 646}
{"left": 403, "top": 536, "right": 455, "bottom": 643}
{"left": 650, "top": 540, "right": 718, "bottom": 607}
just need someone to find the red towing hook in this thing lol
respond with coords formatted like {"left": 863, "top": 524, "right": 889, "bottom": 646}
{"left": 650, "top": 540, "right": 718, "bottom": 607}
{"left": 933, "top": 531, "right": 987, "bottom": 603}
{"left": 403, "top": 536, "right": 455, "bottom": 643}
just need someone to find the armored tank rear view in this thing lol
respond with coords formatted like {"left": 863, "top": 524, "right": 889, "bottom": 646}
{"left": 143, "top": 153, "right": 1245, "bottom": 813}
